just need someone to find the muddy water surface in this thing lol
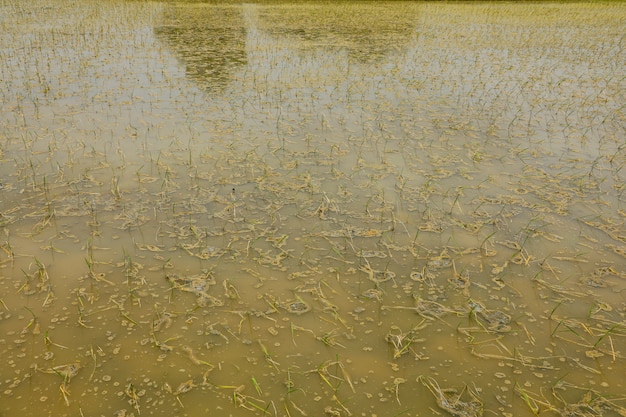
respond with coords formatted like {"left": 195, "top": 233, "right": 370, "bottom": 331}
{"left": 1, "top": 1, "right": 626, "bottom": 416}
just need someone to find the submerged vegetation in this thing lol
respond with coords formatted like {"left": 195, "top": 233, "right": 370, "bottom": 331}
{"left": 1, "top": 0, "right": 626, "bottom": 416}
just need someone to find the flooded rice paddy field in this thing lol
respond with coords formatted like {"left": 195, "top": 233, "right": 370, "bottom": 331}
{"left": 1, "top": 0, "right": 626, "bottom": 416}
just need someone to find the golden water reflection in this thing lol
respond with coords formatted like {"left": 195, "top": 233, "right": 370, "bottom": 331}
{"left": 155, "top": 4, "right": 247, "bottom": 93}
{"left": 1, "top": 1, "right": 626, "bottom": 416}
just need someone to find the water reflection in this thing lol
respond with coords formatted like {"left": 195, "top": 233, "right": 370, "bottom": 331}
{"left": 254, "top": 3, "right": 419, "bottom": 62}
{"left": 154, "top": 4, "right": 247, "bottom": 93}
{"left": 154, "top": 2, "right": 418, "bottom": 93}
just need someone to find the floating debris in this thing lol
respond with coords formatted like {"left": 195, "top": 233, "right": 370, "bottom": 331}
{"left": 173, "top": 379, "right": 195, "bottom": 396}
{"left": 360, "top": 250, "right": 387, "bottom": 259}
{"left": 385, "top": 325, "right": 426, "bottom": 359}
{"left": 420, "top": 376, "right": 483, "bottom": 417}
{"left": 40, "top": 363, "right": 81, "bottom": 381}
{"left": 152, "top": 312, "right": 174, "bottom": 332}
{"left": 124, "top": 383, "right": 141, "bottom": 415}
{"left": 283, "top": 300, "right": 311, "bottom": 315}
{"left": 414, "top": 297, "right": 451, "bottom": 319}
{"left": 427, "top": 256, "right": 452, "bottom": 270}
{"left": 361, "top": 288, "right": 384, "bottom": 302}
{"left": 580, "top": 266, "right": 620, "bottom": 289}
{"left": 359, "top": 264, "right": 396, "bottom": 284}
{"left": 166, "top": 272, "right": 216, "bottom": 295}
{"left": 469, "top": 301, "right": 511, "bottom": 332}
{"left": 324, "top": 406, "right": 342, "bottom": 416}
{"left": 409, "top": 266, "right": 434, "bottom": 282}
{"left": 166, "top": 272, "right": 224, "bottom": 306}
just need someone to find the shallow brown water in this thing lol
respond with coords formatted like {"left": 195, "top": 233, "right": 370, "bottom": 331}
{"left": 1, "top": 1, "right": 626, "bottom": 416}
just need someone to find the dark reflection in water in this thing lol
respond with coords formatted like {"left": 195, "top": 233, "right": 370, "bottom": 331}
{"left": 154, "top": 4, "right": 246, "bottom": 94}
{"left": 255, "top": 3, "right": 419, "bottom": 62}
{"left": 154, "top": 3, "right": 419, "bottom": 92}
